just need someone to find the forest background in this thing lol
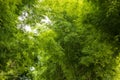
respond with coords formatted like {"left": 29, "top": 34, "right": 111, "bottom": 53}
{"left": 0, "top": 0, "right": 120, "bottom": 80}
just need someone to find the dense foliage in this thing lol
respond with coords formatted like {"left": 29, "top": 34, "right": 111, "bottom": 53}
{"left": 0, "top": 0, "right": 120, "bottom": 80}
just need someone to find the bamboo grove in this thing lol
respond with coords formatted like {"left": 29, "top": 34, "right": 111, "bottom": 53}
{"left": 0, "top": 0, "right": 120, "bottom": 80}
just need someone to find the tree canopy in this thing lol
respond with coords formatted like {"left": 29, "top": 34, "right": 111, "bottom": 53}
{"left": 0, "top": 0, "right": 120, "bottom": 80}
